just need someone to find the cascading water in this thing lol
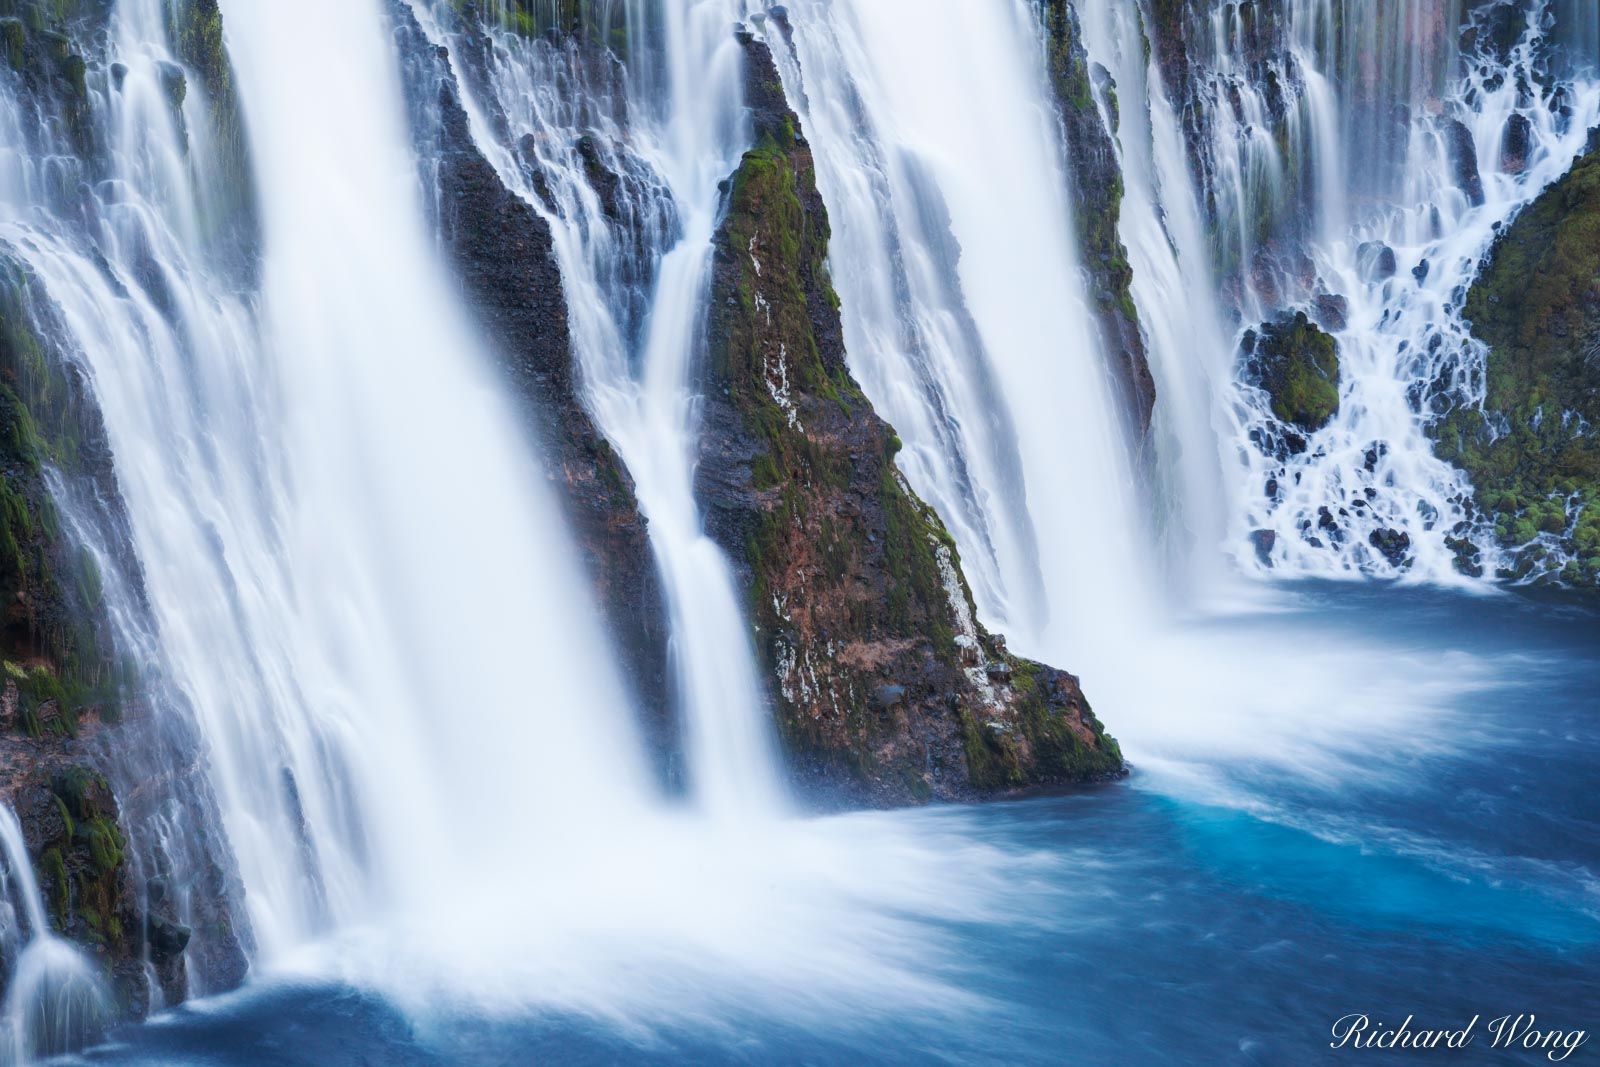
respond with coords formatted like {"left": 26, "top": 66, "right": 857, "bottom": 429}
{"left": 407, "top": 0, "right": 788, "bottom": 816}
{"left": 0, "top": 806, "right": 106, "bottom": 1063}
{"left": 756, "top": 0, "right": 1586, "bottom": 783}
{"left": 5, "top": 0, "right": 655, "bottom": 983}
{"left": 0, "top": 0, "right": 1082, "bottom": 1033}
{"left": 1169, "top": 0, "right": 1600, "bottom": 580}
{"left": 201, "top": 0, "right": 656, "bottom": 942}
{"left": 763, "top": 0, "right": 1152, "bottom": 671}
{"left": 1075, "top": 0, "right": 1240, "bottom": 590}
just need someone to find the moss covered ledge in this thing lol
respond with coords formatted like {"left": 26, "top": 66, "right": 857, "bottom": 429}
{"left": 695, "top": 27, "right": 1123, "bottom": 807}
{"left": 1432, "top": 136, "right": 1600, "bottom": 582}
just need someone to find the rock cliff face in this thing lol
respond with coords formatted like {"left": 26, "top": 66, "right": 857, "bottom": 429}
{"left": 1436, "top": 134, "right": 1600, "bottom": 582}
{"left": 695, "top": 31, "right": 1123, "bottom": 807}
{"left": 392, "top": 3, "right": 675, "bottom": 768}
{"left": 1039, "top": 0, "right": 1154, "bottom": 442}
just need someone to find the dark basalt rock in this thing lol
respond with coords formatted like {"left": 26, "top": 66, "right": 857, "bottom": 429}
{"left": 1359, "top": 241, "right": 1399, "bottom": 281}
{"left": 1443, "top": 117, "right": 1486, "bottom": 206}
{"left": 872, "top": 685, "right": 906, "bottom": 709}
{"left": 694, "top": 28, "right": 1122, "bottom": 807}
{"left": 1146, "top": 0, "right": 1209, "bottom": 195}
{"left": 1368, "top": 527, "right": 1411, "bottom": 567}
{"left": 1462, "top": 0, "right": 1528, "bottom": 65}
{"left": 1313, "top": 293, "right": 1349, "bottom": 332}
{"left": 390, "top": 2, "right": 674, "bottom": 773}
{"left": 1501, "top": 111, "right": 1534, "bottom": 175}
{"left": 1250, "top": 529, "right": 1276, "bottom": 565}
{"left": 146, "top": 913, "right": 191, "bottom": 957}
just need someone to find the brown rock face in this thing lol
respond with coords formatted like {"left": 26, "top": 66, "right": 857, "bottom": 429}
{"left": 695, "top": 30, "right": 1124, "bottom": 807}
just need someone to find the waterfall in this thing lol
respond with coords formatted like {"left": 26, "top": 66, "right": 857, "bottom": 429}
{"left": 201, "top": 0, "right": 654, "bottom": 943}
{"left": 0, "top": 807, "right": 107, "bottom": 1063}
{"left": 1075, "top": 0, "right": 1240, "bottom": 590}
{"left": 764, "top": 0, "right": 1151, "bottom": 678}
{"left": 1160, "top": 0, "right": 1600, "bottom": 580}
{"left": 407, "top": 0, "right": 789, "bottom": 816}
{"left": 4, "top": 0, "right": 657, "bottom": 979}
{"left": 0, "top": 0, "right": 1063, "bottom": 1024}
{"left": 0, "top": 0, "right": 1594, "bottom": 1042}
{"left": 749, "top": 0, "right": 1598, "bottom": 777}
{"left": 763, "top": 0, "right": 1600, "bottom": 608}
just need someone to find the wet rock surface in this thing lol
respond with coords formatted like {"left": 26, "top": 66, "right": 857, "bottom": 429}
{"left": 1435, "top": 134, "right": 1600, "bottom": 582}
{"left": 695, "top": 29, "right": 1123, "bottom": 807}
{"left": 1039, "top": 0, "right": 1155, "bottom": 442}
{"left": 1242, "top": 311, "right": 1342, "bottom": 434}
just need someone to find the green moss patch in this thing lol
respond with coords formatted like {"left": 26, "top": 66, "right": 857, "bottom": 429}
{"left": 1244, "top": 311, "right": 1341, "bottom": 431}
{"left": 1432, "top": 139, "right": 1600, "bottom": 580}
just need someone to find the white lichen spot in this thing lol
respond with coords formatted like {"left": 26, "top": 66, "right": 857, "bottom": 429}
{"left": 933, "top": 535, "right": 1000, "bottom": 710}
{"left": 775, "top": 638, "right": 798, "bottom": 705}
{"left": 766, "top": 341, "right": 801, "bottom": 430}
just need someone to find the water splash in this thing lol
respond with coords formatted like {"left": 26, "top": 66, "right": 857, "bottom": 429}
{"left": 0, "top": 806, "right": 108, "bottom": 1064}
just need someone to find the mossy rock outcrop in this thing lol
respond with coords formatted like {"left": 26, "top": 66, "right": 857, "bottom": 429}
{"left": 0, "top": 258, "right": 143, "bottom": 1015}
{"left": 0, "top": 0, "right": 253, "bottom": 1017}
{"left": 1243, "top": 311, "right": 1341, "bottom": 432}
{"left": 1433, "top": 135, "right": 1600, "bottom": 582}
{"left": 0, "top": 245, "right": 250, "bottom": 1011}
{"left": 1039, "top": 0, "right": 1153, "bottom": 440}
{"left": 0, "top": 256, "right": 125, "bottom": 725}
{"left": 696, "top": 28, "right": 1122, "bottom": 806}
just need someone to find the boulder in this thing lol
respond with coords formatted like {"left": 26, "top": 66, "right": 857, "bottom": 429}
{"left": 1242, "top": 312, "right": 1341, "bottom": 432}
